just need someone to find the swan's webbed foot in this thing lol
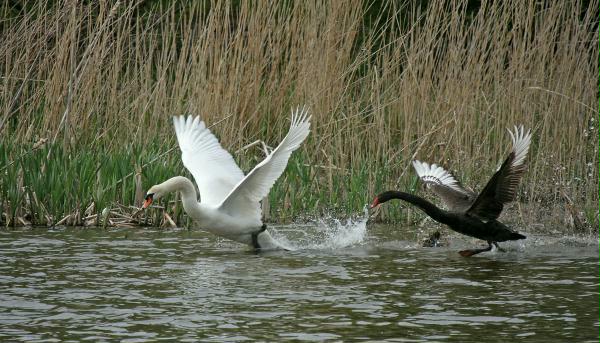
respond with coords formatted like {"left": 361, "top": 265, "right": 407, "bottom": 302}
{"left": 251, "top": 224, "right": 268, "bottom": 250}
{"left": 458, "top": 241, "right": 493, "bottom": 257}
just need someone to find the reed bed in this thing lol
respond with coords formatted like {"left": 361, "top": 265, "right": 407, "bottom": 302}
{"left": 1, "top": 0, "right": 598, "bottom": 232}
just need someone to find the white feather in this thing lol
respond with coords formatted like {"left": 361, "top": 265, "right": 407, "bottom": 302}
{"left": 507, "top": 125, "right": 531, "bottom": 168}
{"left": 412, "top": 160, "right": 464, "bottom": 193}
{"left": 173, "top": 115, "right": 245, "bottom": 206}
{"left": 219, "top": 106, "right": 311, "bottom": 220}
{"left": 150, "top": 106, "right": 310, "bottom": 250}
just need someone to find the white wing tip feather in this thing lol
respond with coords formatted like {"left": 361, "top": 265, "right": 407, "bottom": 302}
{"left": 412, "top": 160, "right": 461, "bottom": 189}
{"left": 291, "top": 105, "right": 311, "bottom": 127}
{"left": 507, "top": 125, "right": 532, "bottom": 167}
{"left": 284, "top": 105, "right": 311, "bottom": 150}
{"left": 173, "top": 115, "right": 204, "bottom": 133}
{"left": 172, "top": 115, "right": 212, "bottom": 156}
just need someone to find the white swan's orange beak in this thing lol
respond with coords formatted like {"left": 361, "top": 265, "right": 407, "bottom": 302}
{"left": 142, "top": 194, "right": 153, "bottom": 209}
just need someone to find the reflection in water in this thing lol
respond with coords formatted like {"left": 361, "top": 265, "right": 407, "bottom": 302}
{"left": 0, "top": 224, "right": 597, "bottom": 342}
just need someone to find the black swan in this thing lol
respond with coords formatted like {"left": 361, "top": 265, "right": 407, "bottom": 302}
{"left": 371, "top": 126, "right": 531, "bottom": 257}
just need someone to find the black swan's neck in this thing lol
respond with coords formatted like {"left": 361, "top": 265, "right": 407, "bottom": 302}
{"left": 376, "top": 191, "right": 454, "bottom": 224}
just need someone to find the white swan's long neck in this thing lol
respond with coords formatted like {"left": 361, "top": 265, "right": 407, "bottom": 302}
{"left": 152, "top": 176, "right": 287, "bottom": 249}
{"left": 157, "top": 176, "right": 202, "bottom": 218}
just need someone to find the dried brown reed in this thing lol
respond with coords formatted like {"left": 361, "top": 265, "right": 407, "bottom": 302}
{"left": 1, "top": 0, "right": 598, "bottom": 230}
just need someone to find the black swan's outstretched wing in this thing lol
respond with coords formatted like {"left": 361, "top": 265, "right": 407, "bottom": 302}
{"left": 412, "top": 160, "right": 476, "bottom": 212}
{"left": 467, "top": 125, "right": 532, "bottom": 221}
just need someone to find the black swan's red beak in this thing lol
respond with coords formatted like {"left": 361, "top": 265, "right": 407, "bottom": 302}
{"left": 370, "top": 196, "right": 380, "bottom": 209}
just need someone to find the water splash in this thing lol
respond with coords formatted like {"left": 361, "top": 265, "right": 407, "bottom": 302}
{"left": 272, "top": 205, "right": 371, "bottom": 250}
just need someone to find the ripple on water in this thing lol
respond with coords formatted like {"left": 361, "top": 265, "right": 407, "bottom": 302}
{"left": 0, "top": 227, "right": 597, "bottom": 342}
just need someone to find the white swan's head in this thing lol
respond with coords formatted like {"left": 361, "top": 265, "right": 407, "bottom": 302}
{"left": 142, "top": 176, "right": 195, "bottom": 209}
{"left": 142, "top": 184, "right": 165, "bottom": 208}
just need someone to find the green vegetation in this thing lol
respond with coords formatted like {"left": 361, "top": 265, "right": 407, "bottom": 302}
{"left": 1, "top": 0, "right": 598, "bottom": 232}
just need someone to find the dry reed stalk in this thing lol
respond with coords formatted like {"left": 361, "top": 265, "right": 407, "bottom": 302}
{"left": 0, "top": 0, "right": 597, "bottom": 228}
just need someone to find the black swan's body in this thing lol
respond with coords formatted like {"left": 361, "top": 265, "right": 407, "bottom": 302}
{"left": 371, "top": 126, "right": 531, "bottom": 257}
{"left": 372, "top": 191, "right": 525, "bottom": 255}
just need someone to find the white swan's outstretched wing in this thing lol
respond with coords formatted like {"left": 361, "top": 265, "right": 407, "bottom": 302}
{"left": 467, "top": 125, "right": 532, "bottom": 221}
{"left": 412, "top": 160, "right": 476, "bottom": 212}
{"left": 173, "top": 116, "right": 245, "bottom": 206}
{"left": 218, "top": 106, "right": 311, "bottom": 220}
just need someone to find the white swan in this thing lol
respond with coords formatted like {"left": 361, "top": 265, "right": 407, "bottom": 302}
{"left": 143, "top": 107, "right": 311, "bottom": 250}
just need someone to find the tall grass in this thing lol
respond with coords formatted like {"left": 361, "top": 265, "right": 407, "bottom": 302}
{"left": 1, "top": 0, "right": 598, "bottom": 231}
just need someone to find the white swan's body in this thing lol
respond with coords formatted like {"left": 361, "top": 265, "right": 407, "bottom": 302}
{"left": 144, "top": 107, "right": 311, "bottom": 250}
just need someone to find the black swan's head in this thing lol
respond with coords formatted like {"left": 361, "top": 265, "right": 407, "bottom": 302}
{"left": 370, "top": 191, "right": 398, "bottom": 208}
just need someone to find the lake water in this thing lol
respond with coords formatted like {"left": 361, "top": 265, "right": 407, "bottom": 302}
{"left": 0, "top": 217, "right": 598, "bottom": 342}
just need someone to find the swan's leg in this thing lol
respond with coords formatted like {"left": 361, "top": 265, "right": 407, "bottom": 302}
{"left": 251, "top": 224, "right": 268, "bottom": 250}
{"left": 458, "top": 241, "right": 493, "bottom": 257}
{"left": 492, "top": 242, "right": 506, "bottom": 252}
